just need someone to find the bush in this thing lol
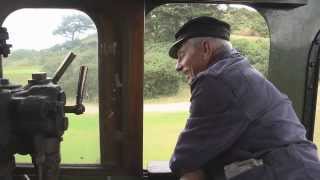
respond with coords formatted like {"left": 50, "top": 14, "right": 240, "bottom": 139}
{"left": 231, "top": 36, "right": 270, "bottom": 76}
{"left": 143, "top": 37, "right": 270, "bottom": 98}
{"left": 144, "top": 42, "right": 181, "bottom": 98}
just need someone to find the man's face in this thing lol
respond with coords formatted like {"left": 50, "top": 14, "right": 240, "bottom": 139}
{"left": 175, "top": 39, "right": 208, "bottom": 83}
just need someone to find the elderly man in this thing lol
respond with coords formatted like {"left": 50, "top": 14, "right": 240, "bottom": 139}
{"left": 169, "top": 16, "right": 320, "bottom": 180}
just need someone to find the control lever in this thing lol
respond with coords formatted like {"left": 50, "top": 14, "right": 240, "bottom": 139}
{"left": 64, "top": 66, "right": 88, "bottom": 115}
{"left": 52, "top": 52, "right": 76, "bottom": 84}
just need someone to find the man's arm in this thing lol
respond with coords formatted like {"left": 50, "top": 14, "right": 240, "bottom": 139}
{"left": 170, "top": 75, "right": 249, "bottom": 176}
{"left": 180, "top": 169, "right": 205, "bottom": 180}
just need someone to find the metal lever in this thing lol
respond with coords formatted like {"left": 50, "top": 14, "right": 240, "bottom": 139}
{"left": 76, "top": 66, "right": 88, "bottom": 106}
{"left": 0, "top": 27, "right": 12, "bottom": 58}
{"left": 52, "top": 52, "right": 76, "bottom": 84}
{"left": 64, "top": 66, "right": 88, "bottom": 115}
{"left": 0, "top": 27, "right": 12, "bottom": 79}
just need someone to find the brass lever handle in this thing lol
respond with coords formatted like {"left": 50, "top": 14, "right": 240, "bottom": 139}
{"left": 64, "top": 66, "right": 88, "bottom": 115}
{"left": 52, "top": 52, "right": 76, "bottom": 84}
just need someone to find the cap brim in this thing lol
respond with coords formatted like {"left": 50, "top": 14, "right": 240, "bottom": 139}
{"left": 169, "top": 38, "right": 187, "bottom": 59}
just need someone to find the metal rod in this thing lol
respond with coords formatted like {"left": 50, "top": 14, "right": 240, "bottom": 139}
{"left": 38, "top": 164, "right": 43, "bottom": 180}
{"left": 52, "top": 52, "right": 76, "bottom": 84}
{"left": 76, "top": 66, "right": 88, "bottom": 105}
{"left": 0, "top": 55, "right": 3, "bottom": 79}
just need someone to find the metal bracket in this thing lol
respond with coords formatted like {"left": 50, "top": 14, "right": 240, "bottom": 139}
{"left": 0, "top": 27, "right": 12, "bottom": 58}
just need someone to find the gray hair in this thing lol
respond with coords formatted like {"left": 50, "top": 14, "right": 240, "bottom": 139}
{"left": 189, "top": 37, "right": 232, "bottom": 55}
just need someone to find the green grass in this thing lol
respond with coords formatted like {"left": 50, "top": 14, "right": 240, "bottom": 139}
{"left": 61, "top": 114, "right": 100, "bottom": 164}
{"left": 3, "top": 65, "right": 41, "bottom": 84}
{"left": 143, "top": 111, "right": 188, "bottom": 167}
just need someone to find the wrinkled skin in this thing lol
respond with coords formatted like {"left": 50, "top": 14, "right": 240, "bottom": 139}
{"left": 175, "top": 38, "right": 213, "bottom": 84}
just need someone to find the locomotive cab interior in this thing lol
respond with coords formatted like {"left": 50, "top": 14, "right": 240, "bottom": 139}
{"left": 1, "top": 0, "right": 320, "bottom": 180}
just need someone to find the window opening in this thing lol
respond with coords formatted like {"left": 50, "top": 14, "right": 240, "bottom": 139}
{"left": 143, "top": 3, "right": 270, "bottom": 168}
{"left": 2, "top": 9, "right": 100, "bottom": 164}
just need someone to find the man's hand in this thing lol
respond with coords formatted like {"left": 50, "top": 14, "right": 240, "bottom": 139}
{"left": 180, "top": 169, "right": 206, "bottom": 180}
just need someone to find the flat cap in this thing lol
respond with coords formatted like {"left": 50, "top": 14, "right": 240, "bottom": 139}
{"left": 169, "top": 16, "right": 231, "bottom": 58}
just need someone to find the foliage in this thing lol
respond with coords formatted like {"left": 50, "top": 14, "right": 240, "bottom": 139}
{"left": 144, "top": 42, "right": 182, "bottom": 98}
{"left": 143, "top": 36, "right": 269, "bottom": 99}
{"left": 231, "top": 36, "right": 269, "bottom": 76}
{"left": 145, "top": 4, "right": 269, "bottom": 44}
{"left": 222, "top": 8, "right": 268, "bottom": 37}
{"left": 145, "top": 4, "right": 223, "bottom": 43}
{"left": 4, "top": 49, "right": 41, "bottom": 66}
{"left": 53, "top": 14, "right": 95, "bottom": 41}
{"left": 144, "top": 5, "right": 269, "bottom": 97}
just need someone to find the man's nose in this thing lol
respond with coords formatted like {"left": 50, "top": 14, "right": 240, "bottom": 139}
{"left": 176, "top": 63, "right": 183, "bottom": 72}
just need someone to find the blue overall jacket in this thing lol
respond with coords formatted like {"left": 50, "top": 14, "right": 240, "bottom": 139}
{"left": 169, "top": 49, "right": 320, "bottom": 180}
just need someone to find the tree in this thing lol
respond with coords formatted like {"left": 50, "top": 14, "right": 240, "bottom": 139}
{"left": 145, "top": 4, "right": 222, "bottom": 43}
{"left": 53, "top": 14, "right": 95, "bottom": 41}
{"left": 145, "top": 4, "right": 269, "bottom": 43}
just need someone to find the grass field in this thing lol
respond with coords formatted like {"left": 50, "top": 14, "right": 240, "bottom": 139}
{"left": 4, "top": 65, "right": 42, "bottom": 84}
{"left": 143, "top": 111, "right": 188, "bottom": 166}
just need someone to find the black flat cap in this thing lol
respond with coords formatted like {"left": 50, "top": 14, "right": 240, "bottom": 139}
{"left": 169, "top": 16, "right": 231, "bottom": 58}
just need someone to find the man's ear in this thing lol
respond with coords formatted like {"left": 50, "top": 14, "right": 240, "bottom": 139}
{"left": 201, "top": 40, "right": 212, "bottom": 61}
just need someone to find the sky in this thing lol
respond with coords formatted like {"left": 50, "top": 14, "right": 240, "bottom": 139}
{"left": 2, "top": 9, "right": 88, "bottom": 50}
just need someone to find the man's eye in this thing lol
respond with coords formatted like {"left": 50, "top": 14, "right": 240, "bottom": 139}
{"left": 178, "top": 52, "right": 185, "bottom": 58}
